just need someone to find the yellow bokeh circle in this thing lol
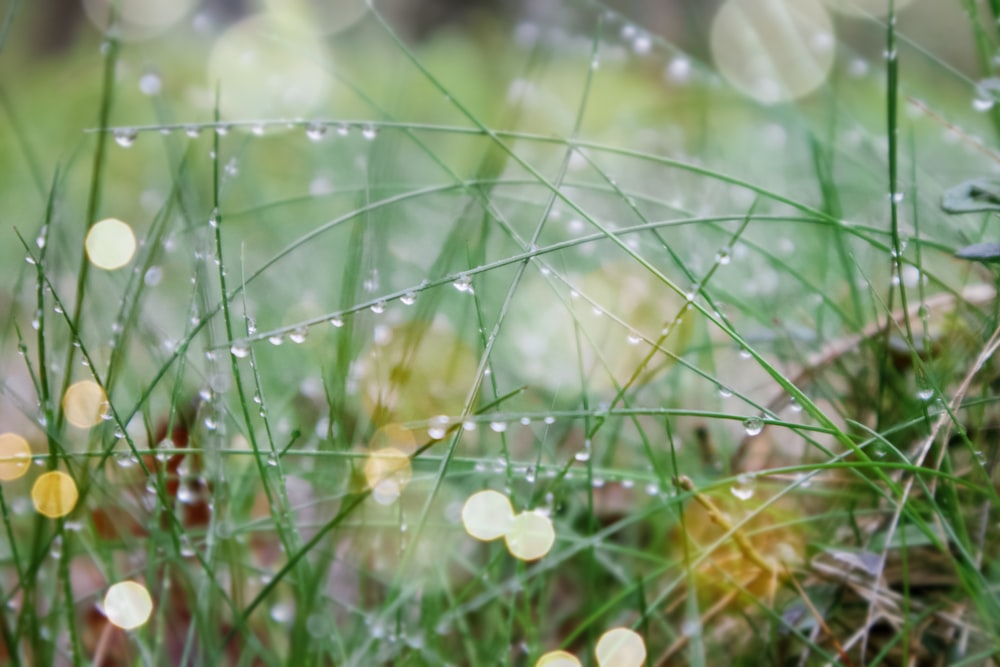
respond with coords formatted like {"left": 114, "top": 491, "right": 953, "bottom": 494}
{"left": 710, "top": 0, "right": 835, "bottom": 105}
{"left": 103, "top": 581, "right": 154, "bottom": 630}
{"left": 536, "top": 650, "right": 582, "bottom": 667}
{"left": 364, "top": 447, "right": 412, "bottom": 505}
{"left": 504, "top": 511, "right": 555, "bottom": 561}
{"left": 595, "top": 627, "right": 646, "bottom": 667}
{"left": 63, "top": 380, "right": 109, "bottom": 429}
{"left": 461, "top": 490, "right": 514, "bottom": 542}
{"left": 85, "top": 218, "right": 137, "bottom": 270}
{"left": 31, "top": 471, "right": 79, "bottom": 518}
{"left": 0, "top": 433, "right": 32, "bottom": 481}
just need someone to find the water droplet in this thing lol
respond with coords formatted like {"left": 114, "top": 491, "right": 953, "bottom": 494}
{"left": 730, "top": 473, "right": 755, "bottom": 501}
{"left": 666, "top": 56, "right": 692, "bottom": 83}
{"left": 400, "top": 291, "right": 416, "bottom": 305}
{"left": 626, "top": 332, "right": 643, "bottom": 345}
{"left": 489, "top": 421, "right": 508, "bottom": 433}
{"left": 289, "top": 327, "right": 308, "bottom": 344}
{"left": 890, "top": 191, "right": 904, "bottom": 204}
{"left": 361, "top": 124, "right": 377, "bottom": 140}
{"left": 543, "top": 416, "right": 556, "bottom": 425}
{"left": 113, "top": 129, "right": 137, "bottom": 148}
{"left": 428, "top": 415, "right": 450, "bottom": 440}
{"left": 268, "top": 334, "right": 284, "bottom": 346}
{"left": 715, "top": 247, "right": 731, "bottom": 265}
{"left": 138, "top": 72, "right": 161, "bottom": 95}
{"left": 230, "top": 340, "right": 251, "bottom": 358}
{"left": 114, "top": 452, "right": 138, "bottom": 468}
{"left": 251, "top": 124, "right": 266, "bottom": 136}
{"left": 306, "top": 122, "right": 327, "bottom": 141}
{"left": 916, "top": 387, "right": 935, "bottom": 401}
{"left": 743, "top": 416, "right": 764, "bottom": 436}
{"left": 452, "top": 274, "right": 473, "bottom": 292}
{"left": 973, "top": 96, "right": 994, "bottom": 112}
{"left": 184, "top": 125, "right": 200, "bottom": 138}
{"left": 718, "top": 386, "right": 733, "bottom": 398}
{"left": 370, "top": 300, "right": 386, "bottom": 314}
{"left": 336, "top": 123, "right": 350, "bottom": 136}
{"left": 144, "top": 266, "right": 163, "bottom": 286}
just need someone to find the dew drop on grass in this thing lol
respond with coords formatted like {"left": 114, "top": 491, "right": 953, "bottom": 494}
{"left": 428, "top": 415, "right": 449, "bottom": 440}
{"left": 400, "top": 291, "right": 417, "bottom": 305}
{"left": 595, "top": 627, "right": 646, "bottom": 667}
{"left": 268, "top": 334, "right": 284, "bottom": 346}
{"left": 361, "top": 124, "right": 377, "bottom": 140}
{"left": 715, "top": 247, "right": 731, "bottom": 265}
{"left": 269, "top": 602, "right": 294, "bottom": 624}
{"left": 973, "top": 95, "right": 995, "bottom": 112}
{"left": 718, "top": 386, "right": 733, "bottom": 398}
{"left": 543, "top": 416, "right": 556, "bottom": 425}
{"left": 452, "top": 274, "right": 473, "bottom": 292}
{"left": 489, "top": 420, "right": 508, "bottom": 433}
{"left": 730, "top": 473, "right": 755, "bottom": 501}
{"left": 626, "top": 332, "right": 643, "bottom": 346}
{"left": 645, "top": 482, "right": 660, "bottom": 496}
{"left": 138, "top": 73, "right": 161, "bottom": 95}
{"left": 144, "top": 266, "right": 163, "bottom": 286}
{"left": 574, "top": 450, "right": 591, "bottom": 462}
{"left": 251, "top": 123, "right": 266, "bottom": 136}
{"left": 336, "top": 123, "right": 350, "bottom": 136}
{"left": 462, "top": 489, "right": 514, "bottom": 541}
{"left": 743, "top": 416, "right": 764, "bottom": 436}
{"left": 289, "top": 327, "right": 308, "bottom": 344}
{"left": 230, "top": 340, "right": 250, "bottom": 358}
{"left": 184, "top": 125, "right": 200, "bottom": 138}
{"left": 370, "top": 300, "right": 386, "bottom": 314}
{"left": 113, "top": 129, "right": 137, "bottom": 148}
{"left": 306, "top": 122, "right": 327, "bottom": 141}
{"left": 916, "top": 388, "right": 935, "bottom": 401}
{"left": 114, "top": 452, "right": 138, "bottom": 468}
{"left": 329, "top": 315, "right": 344, "bottom": 328}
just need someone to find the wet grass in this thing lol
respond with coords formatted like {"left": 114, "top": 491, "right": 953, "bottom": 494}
{"left": 1, "top": 1, "right": 1000, "bottom": 665}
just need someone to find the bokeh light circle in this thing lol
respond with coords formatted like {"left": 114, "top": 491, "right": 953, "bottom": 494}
{"left": 461, "top": 490, "right": 514, "bottom": 542}
{"left": 63, "top": 381, "right": 109, "bottom": 429}
{"left": 536, "top": 650, "right": 582, "bottom": 667}
{"left": 82, "top": 0, "right": 196, "bottom": 41}
{"left": 710, "top": 0, "right": 835, "bottom": 104}
{"left": 31, "top": 471, "right": 79, "bottom": 518}
{"left": 0, "top": 433, "right": 32, "bottom": 481}
{"left": 364, "top": 447, "right": 412, "bottom": 505}
{"left": 103, "top": 581, "right": 154, "bottom": 630}
{"left": 264, "top": 0, "right": 368, "bottom": 36}
{"left": 821, "top": 0, "right": 913, "bottom": 17}
{"left": 595, "top": 627, "right": 646, "bottom": 667}
{"left": 85, "top": 218, "right": 137, "bottom": 270}
{"left": 504, "top": 511, "right": 555, "bottom": 561}
{"left": 208, "top": 14, "right": 331, "bottom": 120}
